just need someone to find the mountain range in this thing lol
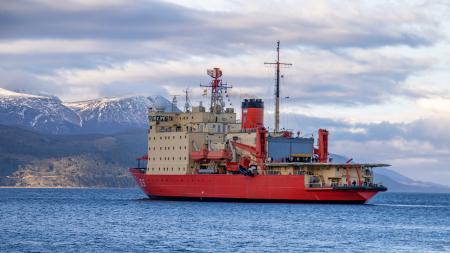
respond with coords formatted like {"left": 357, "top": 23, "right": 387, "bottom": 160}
{"left": 0, "top": 88, "right": 178, "bottom": 134}
{"left": 0, "top": 88, "right": 449, "bottom": 192}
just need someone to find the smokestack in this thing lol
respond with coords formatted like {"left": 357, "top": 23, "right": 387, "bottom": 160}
{"left": 241, "top": 99, "right": 264, "bottom": 130}
{"left": 318, "top": 129, "right": 329, "bottom": 163}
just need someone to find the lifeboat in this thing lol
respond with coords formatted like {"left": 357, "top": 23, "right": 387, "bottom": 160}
{"left": 207, "top": 150, "right": 232, "bottom": 160}
{"left": 190, "top": 149, "right": 208, "bottom": 161}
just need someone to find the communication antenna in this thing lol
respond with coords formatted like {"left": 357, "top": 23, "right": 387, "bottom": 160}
{"left": 264, "top": 41, "right": 292, "bottom": 132}
{"left": 200, "top": 67, "right": 232, "bottom": 113}
{"left": 183, "top": 88, "right": 191, "bottom": 112}
{"left": 170, "top": 94, "right": 180, "bottom": 112}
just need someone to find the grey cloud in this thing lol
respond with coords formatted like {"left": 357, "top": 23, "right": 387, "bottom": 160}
{"left": 0, "top": 1, "right": 202, "bottom": 40}
{"left": 0, "top": 68, "right": 66, "bottom": 95}
{"left": 211, "top": 56, "right": 428, "bottom": 106}
{"left": 0, "top": 0, "right": 445, "bottom": 104}
{"left": 0, "top": 51, "right": 427, "bottom": 106}
{"left": 0, "top": 0, "right": 441, "bottom": 50}
{"left": 282, "top": 113, "right": 450, "bottom": 152}
{"left": 97, "top": 81, "right": 169, "bottom": 99}
{"left": 277, "top": 113, "right": 450, "bottom": 184}
{"left": 281, "top": 55, "right": 431, "bottom": 105}
{"left": 346, "top": 119, "right": 450, "bottom": 151}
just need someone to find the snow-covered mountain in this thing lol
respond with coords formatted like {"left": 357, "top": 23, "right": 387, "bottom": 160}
{"left": 0, "top": 88, "right": 81, "bottom": 134}
{"left": 0, "top": 88, "right": 178, "bottom": 134}
{"left": 64, "top": 95, "right": 179, "bottom": 134}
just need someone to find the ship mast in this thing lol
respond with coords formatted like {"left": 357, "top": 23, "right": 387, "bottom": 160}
{"left": 183, "top": 88, "right": 191, "bottom": 112}
{"left": 171, "top": 95, "right": 178, "bottom": 112}
{"left": 264, "top": 41, "right": 292, "bottom": 132}
{"left": 201, "top": 68, "right": 232, "bottom": 113}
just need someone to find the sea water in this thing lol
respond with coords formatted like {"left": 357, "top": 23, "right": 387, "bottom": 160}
{"left": 1, "top": 188, "right": 449, "bottom": 252}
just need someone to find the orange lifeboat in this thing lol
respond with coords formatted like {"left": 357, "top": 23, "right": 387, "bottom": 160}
{"left": 190, "top": 149, "right": 208, "bottom": 161}
{"left": 207, "top": 150, "right": 232, "bottom": 160}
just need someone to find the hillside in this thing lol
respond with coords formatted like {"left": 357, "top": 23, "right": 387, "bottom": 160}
{"left": 0, "top": 124, "right": 147, "bottom": 187}
{"left": 375, "top": 168, "right": 450, "bottom": 193}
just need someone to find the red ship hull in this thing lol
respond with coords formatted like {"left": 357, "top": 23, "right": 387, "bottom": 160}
{"left": 130, "top": 169, "right": 383, "bottom": 204}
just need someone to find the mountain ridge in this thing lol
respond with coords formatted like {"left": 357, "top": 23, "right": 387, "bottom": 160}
{"left": 0, "top": 88, "right": 178, "bottom": 134}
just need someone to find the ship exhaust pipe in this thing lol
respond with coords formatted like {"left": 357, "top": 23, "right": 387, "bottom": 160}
{"left": 241, "top": 99, "right": 264, "bottom": 130}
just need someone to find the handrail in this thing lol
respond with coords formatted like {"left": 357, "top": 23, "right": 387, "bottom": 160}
{"left": 306, "top": 183, "right": 386, "bottom": 189}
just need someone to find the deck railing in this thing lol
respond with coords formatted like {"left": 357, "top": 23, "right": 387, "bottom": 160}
{"left": 306, "top": 182, "right": 386, "bottom": 190}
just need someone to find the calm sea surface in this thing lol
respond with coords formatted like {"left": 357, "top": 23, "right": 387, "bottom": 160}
{"left": 1, "top": 188, "right": 449, "bottom": 253}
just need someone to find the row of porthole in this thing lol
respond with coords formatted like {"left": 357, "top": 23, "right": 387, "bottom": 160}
{"left": 153, "top": 157, "right": 187, "bottom": 161}
{"left": 163, "top": 146, "right": 186, "bottom": 150}
{"left": 149, "top": 146, "right": 187, "bottom": 151}
{"left": 153, "top": 136, "right": 187, "bottom": 140}
{"left": 151, "top": 168, "right": 186, "bottom": 171}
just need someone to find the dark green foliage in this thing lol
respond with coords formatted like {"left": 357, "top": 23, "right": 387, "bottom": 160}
{"left": 0, "top": 124, "right": 147, "bottom": 186}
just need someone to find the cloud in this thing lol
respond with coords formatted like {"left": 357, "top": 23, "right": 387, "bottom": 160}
{"left": 283, "top": 113, "right": 450, "bottom": 150}
{"left": 332, "top": 138, "right": 450, "bottom": 185}
{"left": 268, "top": 112, "right": 450, "bottom": 185}
{"left": 0, "top": 0, "right": 446, "bottom": 103}
{"left": 0, "top": 68, "right": 65, "bottom": 96}
{"left": 0, "top": 0, "right": 442, "bottom": 49}
{"left": 0, "top": 40, "right": 110, "bottom": 54}
{"left": 0, "top": 1, "right": 204, "bottom": 41}
{"left": 30, "top": 46, "right": 433, "bottom": 104}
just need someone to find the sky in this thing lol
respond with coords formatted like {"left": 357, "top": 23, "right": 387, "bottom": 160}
{"left": 1, "top": 0, "right": 450, "bottom": 185}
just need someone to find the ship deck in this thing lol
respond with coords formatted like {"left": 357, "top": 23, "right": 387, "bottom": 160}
{"left": 266, "top": 162, "right": 390, "bottom": 167}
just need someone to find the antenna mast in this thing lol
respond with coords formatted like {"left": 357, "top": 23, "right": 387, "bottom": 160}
{"left": 264, "top": 41, "right": 292, "bottom": 132}
{"left": 170, "top": 95, "right": 179, "bottom": 112}
{"left": 183, "top": 88, "right": 191, "bottom": 112}
{"left": 201, "top": 67, "right": 232, "bottom": 113}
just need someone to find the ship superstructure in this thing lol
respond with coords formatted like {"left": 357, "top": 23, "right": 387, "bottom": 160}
{"left": 130, "top": 46, "right": 388, "bottom": 203}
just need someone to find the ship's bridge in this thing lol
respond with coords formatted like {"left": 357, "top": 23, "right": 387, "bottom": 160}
{"left": 146, "top": 104, "right": 244, "bottom": 175}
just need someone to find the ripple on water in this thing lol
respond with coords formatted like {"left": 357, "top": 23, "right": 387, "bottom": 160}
{"left": 1, "top": 189, "right": 450, "bottom": 253}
